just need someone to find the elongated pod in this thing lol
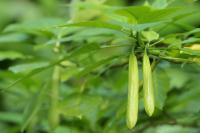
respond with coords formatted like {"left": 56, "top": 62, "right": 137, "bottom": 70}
{"left": 143, "top": 51, "right": 154, "bottom": 116}
{"left": 127, "top": 53, "right": 139, "bottom": 129}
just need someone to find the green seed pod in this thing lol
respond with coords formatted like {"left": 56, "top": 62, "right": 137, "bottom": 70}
{"left": 143, "top": 51, "right": 155, "bottom": 116}
{"left": 127, "top": 53, "right": 139, "bottom": 129}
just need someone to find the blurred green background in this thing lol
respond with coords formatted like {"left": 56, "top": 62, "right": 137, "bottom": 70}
{"left": 0, "top": 0, "right": 200, "bottom": 133}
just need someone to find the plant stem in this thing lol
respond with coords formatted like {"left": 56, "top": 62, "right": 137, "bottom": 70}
{"left": 49, "top": 65, "right": 60, "bottom": 130}
{"left": 49, "top": 33, "right": 62, "bottom": 130}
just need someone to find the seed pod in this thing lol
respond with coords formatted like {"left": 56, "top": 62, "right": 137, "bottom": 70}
{"left": 143, "top": 51, "right": 154, "bottom": 116}
{"left": 127, "top": 53, "right": 139, "bottom": 129}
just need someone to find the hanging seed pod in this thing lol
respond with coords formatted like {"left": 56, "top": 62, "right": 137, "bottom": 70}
{"left": 127, "top": 53, "right": 139, "bottom": 129}
{"left": 143, "top": 51, "right": 155, "bottom": 116}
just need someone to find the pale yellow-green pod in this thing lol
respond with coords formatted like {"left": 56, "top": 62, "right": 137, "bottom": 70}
{"left": 143, "top": 51, "right": 155, "bottom": 116}
{"left": 127, "top": 53, "right": 139, "bottom": 129}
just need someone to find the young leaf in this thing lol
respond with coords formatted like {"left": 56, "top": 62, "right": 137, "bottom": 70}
{"left": 141, "top": 31, "right": 159, "bottom": 42}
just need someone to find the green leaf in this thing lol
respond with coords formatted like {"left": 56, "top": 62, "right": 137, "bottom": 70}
{"left": 60, "top": 94, "right": 103, "bottom": 127}
{"left": 21, "top": 83, "right": 47, "bottom": 132}
{"left": 163, "top": 36, "right": 182, "bottom": 46}
{"left": 142, "top": 31, "right": 159, "bottom": 42}
{"left": 76, "top": 55, "right": 118, "bottom": 78}
{"left": 4, "top": 18, "right": 65, "bottom": 36}
{"left": 5, "top": 64, "right": 52, "bottom": 90}
{"left": 168, "top": 79, "right": 200, "bottom": 113}
{"left": 153, "top": 67, "right": 170, "bottom": 110}
{"left": 59, "top": 21, "right": 122, "bottom": 31}
{"left": 70, "top": 43, "right": 100, "bottom": 57}
{"left": 0, "top": 51, "right": 26, "bottom": 61}
{"left": 180, "top": 48, "right": 200, "bottom": 57}
{"left": 5, "top": 18, "right": 64, "bottom": 32}
{"left": 60, "top": 19, "right": 170, "bottom": 33}
{"left": 115, "top": 6, "right": 182, "bottom": 23}
{"left": 150, "top": 125, "right": 199, "bottom": 133}
{"left": 181, "top": 38, "right": 200, "bottom": 44}
{"left": 133, "top": 21, "right": 170, "bottom": 31}
{"left": 9, "top": 61, "right": 50, "bottom": 74}
{"left": 115, "top": 20, "right": 170, "bottom": 31}
{"left": 152, "top": 0, "right": 168, "bottom": 9}
{"left": 0, "top": 33, "right": 28, "bottom": 43}
{"left": 0, "top": 112, "right": 22, "bottom": 124}
{"left": 54, "top": 126, "right": 82, "bottom": 133}
{"left": 5, "top": 43, "right": 101, "bottom": 89}
{"left": 185, "top": 28, "right": 200, "bottom": 36}
{"left": 166, "top": 66, "right": 190, "bottom": 89}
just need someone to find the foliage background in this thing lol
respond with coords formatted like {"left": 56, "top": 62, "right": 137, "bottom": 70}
{"left": 0, "top": 0, "right": 200, "bottom": 133}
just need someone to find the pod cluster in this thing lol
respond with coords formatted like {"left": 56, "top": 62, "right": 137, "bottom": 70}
{"left": 127, "top": 51, "right": 155, "bottom": 129}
